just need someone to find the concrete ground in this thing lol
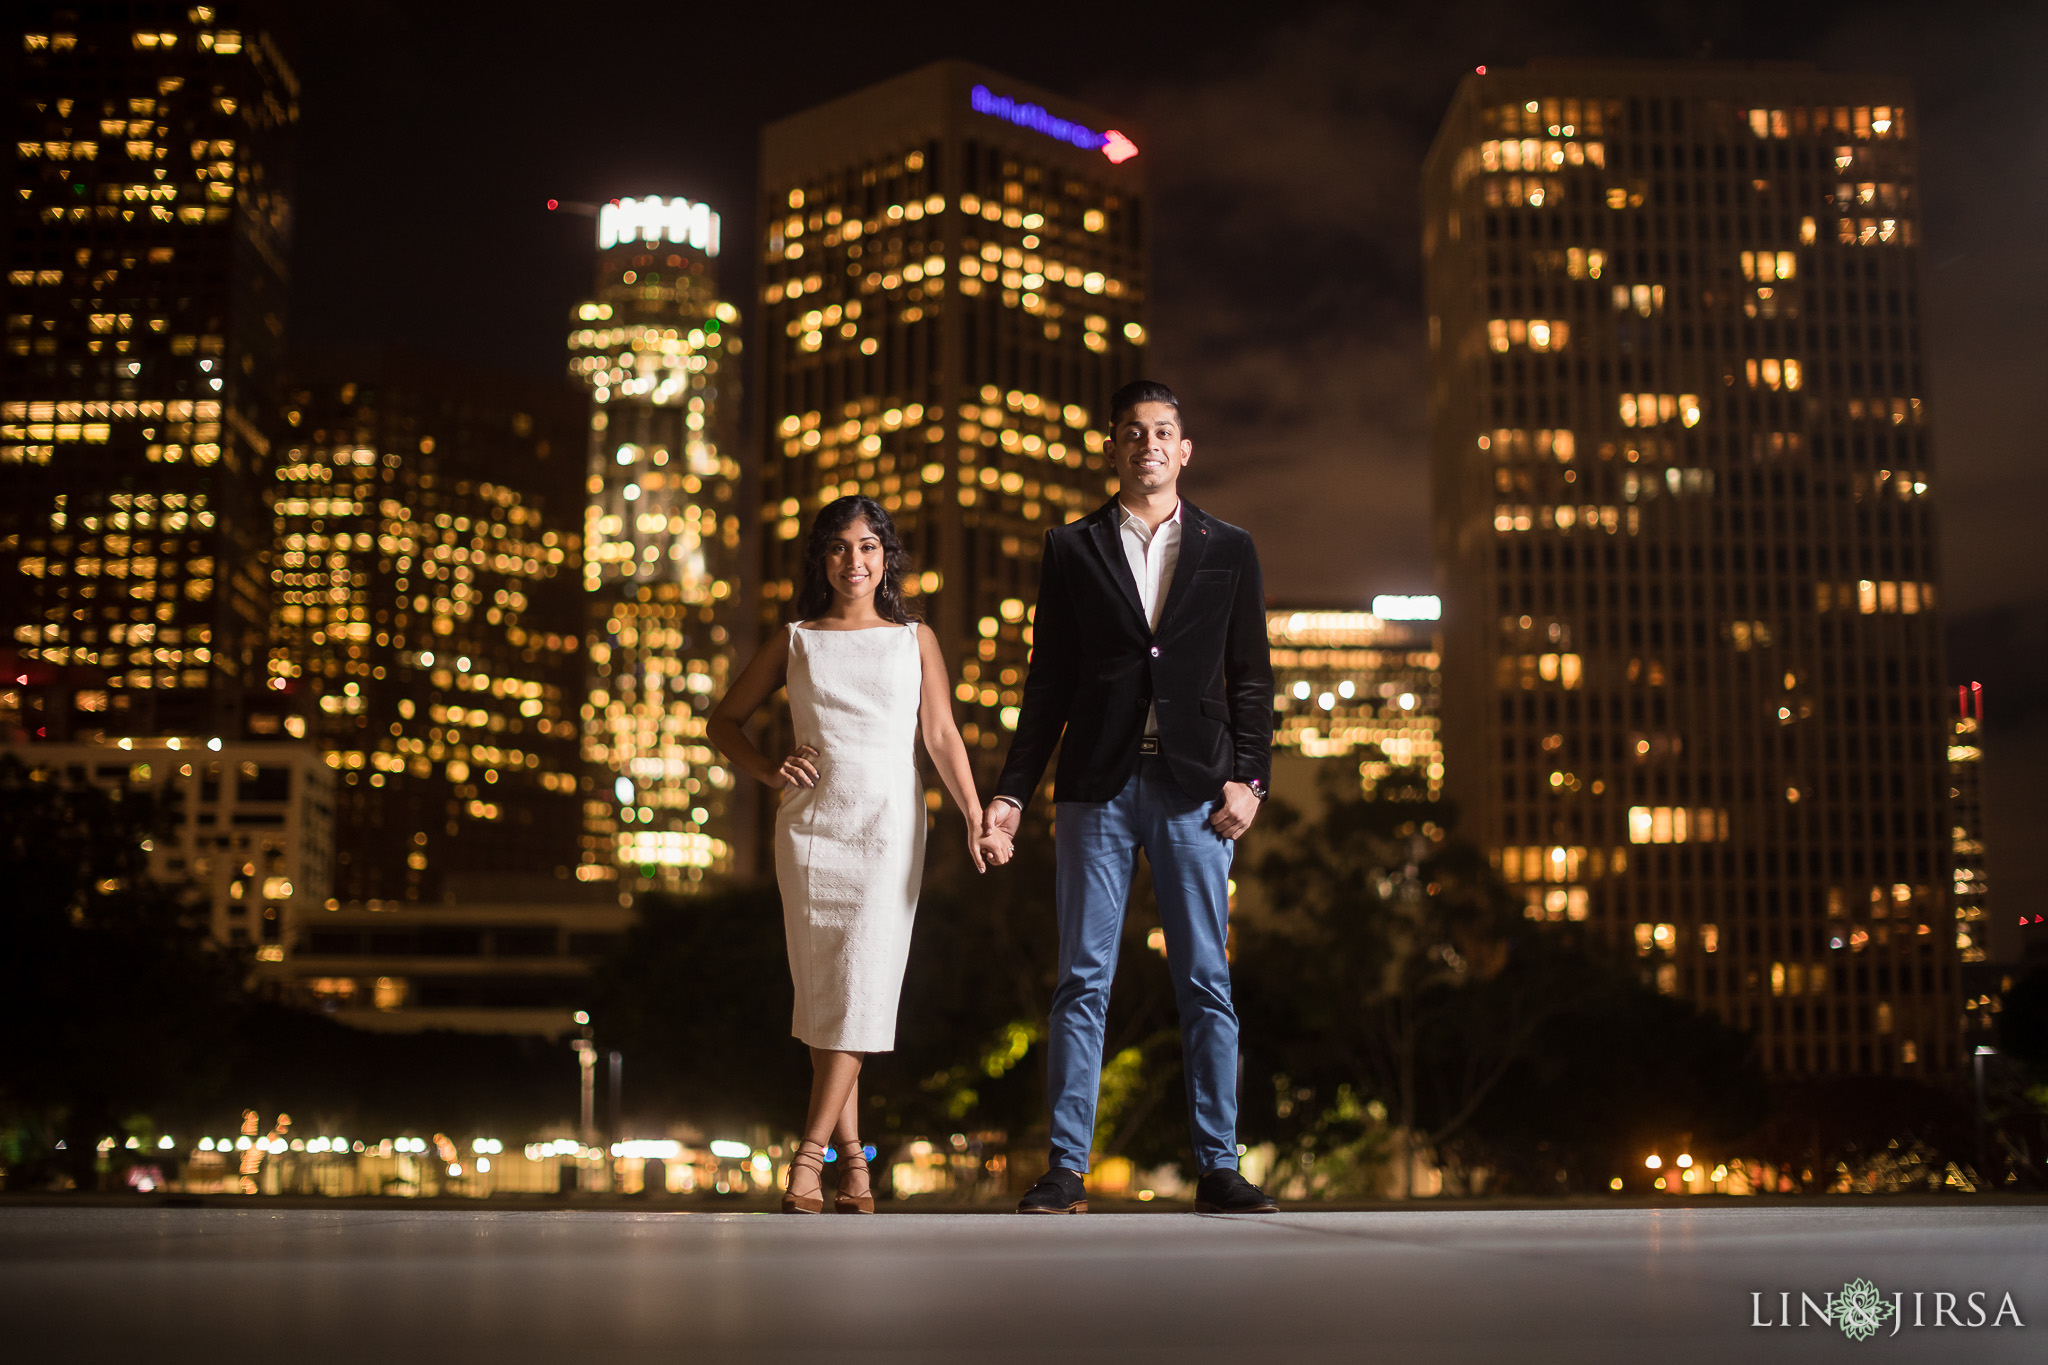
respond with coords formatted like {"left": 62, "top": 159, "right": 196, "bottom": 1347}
{"left": 4, "top": 1204, "right": 2044, "bottom": 1363}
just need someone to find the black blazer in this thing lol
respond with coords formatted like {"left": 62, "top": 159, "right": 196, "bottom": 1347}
{"left": 995, "top": 498, "right": 1272, "bottom": 809}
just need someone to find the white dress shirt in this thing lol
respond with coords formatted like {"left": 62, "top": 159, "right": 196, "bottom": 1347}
{"left": 1119, "top": 498, "right": 1181, "bottom": 735}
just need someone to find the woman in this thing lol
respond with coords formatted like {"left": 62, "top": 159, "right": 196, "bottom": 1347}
{"left": 709, "top": 495, "right": 1011, "bottom": 1213}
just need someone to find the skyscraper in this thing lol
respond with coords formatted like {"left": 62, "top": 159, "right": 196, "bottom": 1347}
{"left": 3, "top": 3, "right": 294, "bottom": 737}
{"left": 1424, "top": 63, "right": 1959, "bottom": 1078}
{"left": 757, "top": 61, "right": 1145, "bottom": 781}
{"left": 570, "top": 195, "right": 744, "bottom": 893}
{"left": 270, "top": 355, "right": 587, "bottom": 907}
{"left": 1267, "top": 602, "right": 1443, "bottom": 804}
{"left": 1948, "top": 681, "right": 1987, "bottom": 965}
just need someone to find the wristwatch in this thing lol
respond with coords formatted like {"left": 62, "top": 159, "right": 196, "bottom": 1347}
{"left": 1243, "top": 778, "right": 1269, "bottom": 802}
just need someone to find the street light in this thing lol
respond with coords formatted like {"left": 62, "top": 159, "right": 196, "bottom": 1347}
{"left": 1975, "top": 1045, "right": 1996, "bottom": 1193}
{"left": 572, "top": 1014, "right": 597, "bottom": 1144}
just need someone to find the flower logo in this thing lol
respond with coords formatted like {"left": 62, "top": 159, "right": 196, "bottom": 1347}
{"left": 1835, "top": 1279, "right": 1896, "bottom": 1341}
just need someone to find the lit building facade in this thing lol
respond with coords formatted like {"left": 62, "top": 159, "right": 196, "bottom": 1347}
{"left": 270, "top": 358, "right": 587, "bottom": 906}
{"left": 2, "top": 736, "right": 331, "bottom": 965}
{"left": 570, "top": 196, "right": 743, "bottom": 893}
{"left": 2, "top": 3, "right": 295, "bottom": 738}
{"left": 1424, "top": 63, "right": 1960, "bottom": 1077}
{"left": 1267, "top": 603, "right": 1443, "bottom": 802}
{"left": 1948, "top": 681, "right": 1987, "bottom": 964}
{"left": 757, "top": 61, "right": 1145, "bottom": 779}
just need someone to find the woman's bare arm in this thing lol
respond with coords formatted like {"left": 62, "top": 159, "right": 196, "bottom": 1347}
{"left": 915, "top": 626, "right": 1000, "bottom": 870}
{"left": 708, "top": 629, "right": 816, "bottom": 789}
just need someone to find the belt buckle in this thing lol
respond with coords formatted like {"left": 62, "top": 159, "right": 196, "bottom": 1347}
{"left": 1139, "top": 736, "right": 1160, "bottom": 755}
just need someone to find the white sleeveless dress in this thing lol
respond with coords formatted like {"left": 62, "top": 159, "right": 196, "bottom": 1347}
{"left": 775, "top": 622, "right": 927, "bottom": 1053}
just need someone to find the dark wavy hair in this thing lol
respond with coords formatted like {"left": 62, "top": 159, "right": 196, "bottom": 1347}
{"left": 793, "top": 495, "right": 919, "bottom": 624}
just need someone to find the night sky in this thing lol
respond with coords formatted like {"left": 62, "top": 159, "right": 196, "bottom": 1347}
{"left": 276, "top": 0, "right": 2048, "bottom": 952}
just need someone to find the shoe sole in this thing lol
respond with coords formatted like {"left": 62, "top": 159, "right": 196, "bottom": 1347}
{"left": 1194, "top": 1200, "right": 1278, "bottom": 1214}
{"left": 1016, "top": 1200, "right": 1088, "bottom": 1214}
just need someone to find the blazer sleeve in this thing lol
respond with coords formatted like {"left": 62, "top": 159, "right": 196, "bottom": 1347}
{"left": 994, "top": 528, "right": 1079, "bottom": 810}
{"left": 1224, "top": 534, "right": 1274, "bottom": 788}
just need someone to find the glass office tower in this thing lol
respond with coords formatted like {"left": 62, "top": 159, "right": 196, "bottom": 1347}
{"left": 3, "top": 3, "right": 294, "bottom": 737}
{"left": 756, "top": 61, "right": 1146, "bottom": 786}
{"left": 270, "top": 356, "right": 587, "bottom": 906}
{"left": 1424, "top": 63, "right": 1959, "bottom": 1077}
{"left": 571, "top": 195, "right": 744, "bottom": 892}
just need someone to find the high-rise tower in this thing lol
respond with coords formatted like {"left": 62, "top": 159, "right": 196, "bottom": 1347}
{"left": 2, "top": 3, "right": 294, "bottom": 737}
{"left": 570, "top": 195, "right": 744, "bottom": 893}
{"left": 270, "top": 355, "right": 588, "bottom": 907}
{"left": 1424, "top": 63, "right": 1959, "bottom": 1078}
{"left": 756, "top": 61, "right": 1146, "bottom": 781}
{"left": 1948, "top": 681, "right": 1987, "bottom": 965}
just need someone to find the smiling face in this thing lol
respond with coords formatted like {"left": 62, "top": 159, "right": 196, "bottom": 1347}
{"left": 822, "top": 517, "right": 886, "bottom": 605}
{"left": 1109, "top": 400, "right": 1192, "bottom": 500}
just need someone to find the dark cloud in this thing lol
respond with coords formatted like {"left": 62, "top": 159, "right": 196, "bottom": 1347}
{"left": 1125, "top": 7, "right": 1458, "bottom": 604}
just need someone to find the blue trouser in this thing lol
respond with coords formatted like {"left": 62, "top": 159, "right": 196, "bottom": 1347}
{"left": 1047, "top": 754, "right": 1240, "bottom": 1175}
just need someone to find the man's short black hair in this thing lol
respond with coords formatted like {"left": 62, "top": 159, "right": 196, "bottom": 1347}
{"left": 1108, "top": 379, "right": 1185, "bottom": 435}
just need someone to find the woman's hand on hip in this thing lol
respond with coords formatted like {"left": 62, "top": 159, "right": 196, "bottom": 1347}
{"left": 776, "top": 744, "right": 820, "bottom": 789}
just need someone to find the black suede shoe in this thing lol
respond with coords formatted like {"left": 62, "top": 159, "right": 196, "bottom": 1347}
{"left": 1195, "top": 1167, "right": 1278, "bottom": 1213}
{"left": 1016, "top": 1167, "right": 1089, "bottom": 1214}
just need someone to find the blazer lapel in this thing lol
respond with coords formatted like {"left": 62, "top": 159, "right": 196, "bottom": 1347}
{"left": 1154, "top": 500, "right": 1211, "bottom": 633}
{"left": 1084, "top": 500, "right": 1150, "bottom": 631}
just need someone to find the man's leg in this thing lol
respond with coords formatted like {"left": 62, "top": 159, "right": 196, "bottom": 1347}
{"left": 1044, "top": 784, "right": 1141, "bottom": 1174}
{"left": 1138, "top": 758, "right": 1241, "bottom": 1176}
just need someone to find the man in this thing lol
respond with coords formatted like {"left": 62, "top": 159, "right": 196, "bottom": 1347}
{"left": 985, "top": 379, "right": 1277, "bottom": 1214}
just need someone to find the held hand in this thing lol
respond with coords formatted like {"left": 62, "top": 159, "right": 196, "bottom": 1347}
{"left": 1210, "top": 781, "right": 1261, "bottom": 840}
{"left": 964, "top": 815, "right": 988, "bottom": 874}
{"left": 776, "top": 744, "right": 821, "bottom": 789}
{"left": 974, "top": 827, "right": 1015, "bottom": 870}
{"left": 982, "top": 800, "right": 1022, "bottom": 841}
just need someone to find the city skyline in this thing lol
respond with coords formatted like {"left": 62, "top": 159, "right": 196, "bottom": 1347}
{"left": 9, "top": 7, "right": 2048, "bottom": 1242}
{"left": 222, "top": 2, "right": 2045, "bottom": 953}
{"left": 0, "top": 5, "right": 2039, "bottom": 978}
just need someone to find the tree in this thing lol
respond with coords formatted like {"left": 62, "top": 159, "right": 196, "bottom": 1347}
{"left": 585, "top": 882, "right": 815, "bottom": 1138}
{"left": 1990, "top": 965, "right": 2048, "bottom": 1185}
{"left": 1442, "top": 949, "right": 1768, "bottom": 1192}
{"left": 586, "top": 824, "right": 1209, "bottom": 1189}
{"left": 0, "top": 755, "right": 245, "bottom": 1189}
{"left": 1233, "top": 764, "right": 1765, "bottom": 1197}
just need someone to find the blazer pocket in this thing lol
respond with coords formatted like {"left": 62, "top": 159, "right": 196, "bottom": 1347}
{"left": 1199, "top": 698, "right": 1230, "bottom": 722}
{"left": 1193, "top": 569, "right": 1232, "bottom": 585}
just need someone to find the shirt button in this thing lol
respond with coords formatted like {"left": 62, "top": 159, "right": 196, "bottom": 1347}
{"left": 1149, "top": 646, "right": 1160, "bottom": 657}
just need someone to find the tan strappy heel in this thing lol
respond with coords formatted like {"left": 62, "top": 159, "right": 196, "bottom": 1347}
{"left": 781, "top": 1140, "right": 827, "bottom": 1214}
{"left": 835, "top": 1142, "right": 874, "bottom": 1214}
